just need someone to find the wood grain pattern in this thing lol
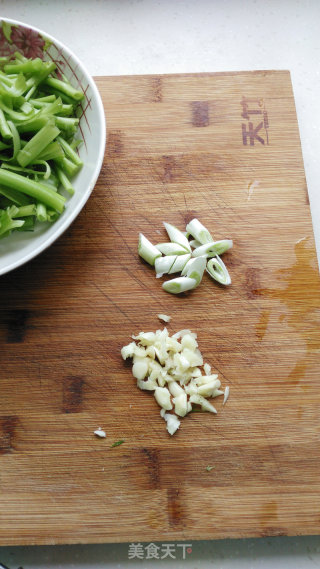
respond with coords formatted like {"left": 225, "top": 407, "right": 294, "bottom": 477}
{"left": 0, "top": 71, "right": 319, "bottom": 546}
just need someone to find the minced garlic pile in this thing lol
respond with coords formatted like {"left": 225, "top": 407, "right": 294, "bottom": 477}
{"left": 121, "top": 327, "right": 229, "bottom": 435}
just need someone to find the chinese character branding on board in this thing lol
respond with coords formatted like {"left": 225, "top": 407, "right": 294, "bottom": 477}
{"left": 128, "top": 542, "right": 192, "bottom": 560}
{"left": 241, "top": 96, "right": 269, "bottom": 146}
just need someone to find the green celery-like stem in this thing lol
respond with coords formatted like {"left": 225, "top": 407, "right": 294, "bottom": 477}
{"left": 0, "top": 108, "right": 12, "bottom": 138}
{"left": 37, "top": 141, "right": 64, "bottom": 161}
{"left": 0, "top": 100, "right": 35, "bottom": 122}
{"left": 0, "top": 70, "right": 14, "bottom": 86}
{"left": 4, "top": 58, "right": 44, "bottom": 75}
{"left": 11, "top": 204, "right": 36, "bottom": 217}
{"left": 58, "top": 104, "right": 74, "bottom": 117}
{"left": 0, "top": 168, "right": 65, "bottom": 213}
{"left": 41, "top": 86, "right": 76, "bottom": 105}
{"left": 36, "top": 203, "right": 47, "bottom": 222}
{"left": 0, "top": 185, "right": 31, "bottom": 206}
{"left": 17, "top": 122, "right": 60, "bottom": 167}
{"left": 0, "top": 141, "right": 10, "bottom": 150}
{"left": 29, "top": 95, "right": 56, "bottom": 106}
{"left": 54, "top": 155, "right": 81, "bottom": 177}
{"left": 56, "top": 167, "right": 74, "bottom": 195}
{"left": 57, "top": 135, "right": 83, "bottom": 167}
{"left": 25, "top": 61, "right": 56, "bottom": 91}
{"left": 55, "top": 116, "right": 79, "bottom": 131}
{"left": 14, "top": 52, "right": 28, "bottom": 62}
{"left": 44, "top": 77, "right": 84, "bottom": 101}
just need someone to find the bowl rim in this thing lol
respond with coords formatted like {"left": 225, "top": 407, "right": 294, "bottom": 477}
{"left": 0, "top": 17, "right": 106, "bottom": 276}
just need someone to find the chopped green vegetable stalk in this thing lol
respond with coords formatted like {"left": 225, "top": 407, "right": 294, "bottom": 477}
{"left": 0, "top": 108, "right": 11, "bottom": 139}
{"left": 56, "top": 167, "right": 74, "bottom": 195}
{"left": 181, "top": 255, "right": 206, "bottom": 285}
{"left": 162, "top": 276, "right": 198, "bottom": 294}
{"left": 17, "top": 122, "right": 60, "bottom": 167}
{"left": 4, "top": 57, "right": 43, "bottom": 75}
{"left": 186, "top": 218, "right": 213, "bottom": 244}
{"left": 0, "top": 207, "right": 24, "bottom": 238}
{"left": 55, "top": 116, "right": 79, "bottom": 132}
{"left": 138, "top": 233, "right": 162, "bottom": 266}
{"left": 0, "top": 52, "right": 85, "bottom": 239}
{"left": 192, "top": 239, "right": 233, "bottom": 258}
{"left": 36, "top": 203, "right": 48, "bottom": 222}
{"left": 0, "top": 168, "right": 65, "bottom": 213}
{"left": 57, "top": 135, "right": 83, "bottom": 167}
{"left": 163, "top": 221, "right": 191, "bottom": 252}
{"left": 206, "top": 256, "right": 231, "bottom": 285}
{"left": 54, "top": 155, "right": 81, "bottom": 177}
{"left": 11, "top": 204, "right": 36, "bottom": 217}
{"left": 37, "top": 141, "right": 64, "bottom": 161}
{"left": 29, "top": 95, "right": 56, "bottom": 106}
{"left": 0, "top": 121, "right": 21, "bottom": 162}
{"left": 0, "top": 185, "right": 31, "bottom": 205}
{"left": 44, "top": 77, "right": 85, "bottom": 101}
{"left": 156, "top": 242, "right": 190, "bottom": 256}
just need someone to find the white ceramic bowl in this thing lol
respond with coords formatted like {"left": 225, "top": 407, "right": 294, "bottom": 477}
{"left": 0, "top": 18, "right": 106, "bottom": 275}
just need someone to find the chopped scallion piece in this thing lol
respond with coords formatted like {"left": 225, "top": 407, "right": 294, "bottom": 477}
{"left": 186, "top": 218, "right": 213, "bottom": 244}
{"left": 156, "top": 242, "right": 189, "bottom": 256}
{"left": 163, "top": 221, "right": 191, "bottom": 252}
{"left": 206, "top": 256, "right": 231, "bottom": 285}
{"left": 162, "top": 276, "right": 197, "bottom": 294}
{"left": 192, "top": 239, "right": 233, "bottom": 258}
{"left": 138, "top": 233, "right": 162, "bottom": 266}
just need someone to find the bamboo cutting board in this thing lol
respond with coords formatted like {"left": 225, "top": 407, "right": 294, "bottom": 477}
{"left": 0, "top": 71, "right": 319, "bottom": 546}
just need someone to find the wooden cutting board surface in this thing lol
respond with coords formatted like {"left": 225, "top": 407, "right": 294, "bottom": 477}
{"left": 0, "top": 71, "right": 319, "bottom": 546}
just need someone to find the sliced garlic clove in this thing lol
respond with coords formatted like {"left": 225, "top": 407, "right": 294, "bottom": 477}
{"left": 168, "top": 381, "right": 185, "bottom": 397}
{"left": 154, "top": 387, "right": 172, "bottom": 410}
{"left": 160, "top": 410, "right": 181, "bottom": 435}
{"left": 132, "top": 358, "right": 149, "bottom": 380}
{"left": 190, "top": 394, "right": 217, "bottom": 413}
{"left": 197, "top": 380, "right": 221, "bottom": 398}
{"left": 173, "top": 392, "right": 188, "bottom": 417}
{"left": 137, "top": 377, "right": 158, "bottom": 391}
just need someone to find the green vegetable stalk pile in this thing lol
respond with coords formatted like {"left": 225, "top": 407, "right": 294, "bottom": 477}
{"left": 0, "top": 52, "right": 84, "bottom": 240}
